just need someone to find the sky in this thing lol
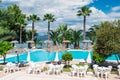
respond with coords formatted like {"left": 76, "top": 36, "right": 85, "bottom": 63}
{"left": 1, "top": 0, "right": 120, "bottom": 35}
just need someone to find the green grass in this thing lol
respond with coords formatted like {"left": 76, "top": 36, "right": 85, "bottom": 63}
{"left": 76, "top": 64, "right": 85, "bottom": 66}
{"left": 87, "top": 68, "right": 93, "bottom": 72}
{"left": 63, "top": 64, "right": 92, "bottom": 72}
{"left": 63, "top": 67, "right": 71, "bottom": 72}
{"left": 111, "top": 71, "right": 118, "bottom": 74}
{"left": 0, "top": 66, "right": 3, "bottom": 71}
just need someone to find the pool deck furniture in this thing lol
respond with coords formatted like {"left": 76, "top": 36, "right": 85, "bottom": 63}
{"left": 0, "top": 61, "right": 120, "bottom": 80}
{"left": 1, "top": 67, "right": 120, "bottom": 80}
{"left": 26, "top": 62, "right": 45, "bottom": 74}
{"left": 118, "top": 65, "right": 120, "bottom": 76}
{"left": 3, "top": 62, "right": 20, "bottom": 73}
{"left": 70, "top": 64, "right": 88, "bottom": 77}
{"left": 93, "top": 65, "right": 112, "bottom": 80}
{"left": 46, "top": 63, "right": 64, "bottom": 75}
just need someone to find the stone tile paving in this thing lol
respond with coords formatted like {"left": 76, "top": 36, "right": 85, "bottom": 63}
{"left": 0, "top": 70, "right": 120, "bottom": 80}
{"left": 0, "top": 71, "right": 98, "bottom": 80}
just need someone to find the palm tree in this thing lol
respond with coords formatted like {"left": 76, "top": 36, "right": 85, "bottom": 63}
{"left": 27, "top": 14, "right": 40, "bottom": 41}
{"left": 72, "top": 30, "right": 83, "bottom": 49}
{"left": 16, "top": 14, "right": 26, "bottom": 48}
{"left": 50, "top": 30, "right": 59, "bottom": 45}
{"left": 77, "top": 6, "right": 92, "bottom": 49}
{"left": 58, "top": 24, "right": 68, "bottom": 42}
{"left": 86, "top": 25, "right": 100, "bottom": 44}
{"left": 43, "top": 13, "right": 55, "bottom": 40}
{"left": 57, "top": 24, "right": 72, "bottom": 47}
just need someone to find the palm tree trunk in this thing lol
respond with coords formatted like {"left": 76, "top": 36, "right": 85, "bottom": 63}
{"left": 48, "top": 21, "right": 50, "bottom": 40}
{"left": 32, "top": 21, "right": 34, "bottom": 41}
{"left": 54, "top": 41, "right": 56, "bottom": 45}
{"left": 31, "top": 21, "right": 35, "bottom": 48}
{"left": 83, "top": 16, "right": 86, "bottom": 49}
{"left": 74, "top": 42, "right": 77, "bottom": 49}
{"left": 20, "top": 26, "right": 22, "bottom": 48}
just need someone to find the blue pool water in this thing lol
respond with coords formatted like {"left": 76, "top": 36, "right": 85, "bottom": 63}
{"left": 0, "top": 49, "right": 119, "bottom": 63}
{"left": 0, "top": 49, "right": 92, "bottom": 63}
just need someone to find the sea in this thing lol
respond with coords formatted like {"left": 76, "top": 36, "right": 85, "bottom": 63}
{"left": 14, "top": 35, "right": 91, "bottom": 49}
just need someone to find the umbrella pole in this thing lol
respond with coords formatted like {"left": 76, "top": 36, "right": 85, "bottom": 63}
{"left": 17, "top": 54, "right": 19, "bottom": 63}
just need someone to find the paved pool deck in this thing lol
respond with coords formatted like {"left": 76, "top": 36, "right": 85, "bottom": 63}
{"left": 0, "top": 67, "right": 120, "bottom": 80}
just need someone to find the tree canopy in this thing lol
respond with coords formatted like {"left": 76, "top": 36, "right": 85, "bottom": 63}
{"left": 95, "top": 21, "right": 120, "bottom": 55}
{"left": 0, "top": 41, "right": 13, "bottom": 63}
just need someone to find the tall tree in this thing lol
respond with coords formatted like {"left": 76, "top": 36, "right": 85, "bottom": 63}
{"left": 95, "top": 21, "right": 120, "bottom": 55}
{"left": 50, "top": 30, "right": 59, "bottom": 45}
{"left": 77, "top": 6, "right": 92, "bottom": 49}
{"left": 27, "top": 14, "right": 40, "bottom": 41}
{"left": 0, "top": 41, "right": 13, "bottom": 64}
{"left": 0, "top": 27, "right": 16, "bottom": 41}
{"left": 58, "top": 24, "right": 68, "bottom": 41}
{"left": 95, "top": 21, "right": 120, "bottom": 63}
{"left": 5, "top": 5, "right": 26, "bottom": 42}
{"left": 72, "top": 30, "right": 83, "bottom": 49}
{"left": 86, "top": 24, "right": 100, "bottom": 44}
{"left": 16, "top": 14, "right": 26, "bottom": 47}
{"left": 43, "top": 13, "right": 55, "bottom": 40}
{"left": 57, "top": 24, "right": 68, "bottom": 44}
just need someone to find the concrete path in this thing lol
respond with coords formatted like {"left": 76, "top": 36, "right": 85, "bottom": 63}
{"left": 0, "top": 71, "right": 98, "bottom": 80}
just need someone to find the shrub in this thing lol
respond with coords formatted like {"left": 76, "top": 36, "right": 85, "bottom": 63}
{"left": 62, "top": 52, "right": 73, "bottom": 66}
{"left": 92, "top": 51, "right": 106, "bottom": 64}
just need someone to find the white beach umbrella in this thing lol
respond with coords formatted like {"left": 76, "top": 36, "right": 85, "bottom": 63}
{"left": 86, "top": 51, "right": 92, "bottom": 63}
{"left": 27, "top": 51, "right": 31, "bottom": 62}
{"left": 54, "top": 51, "right": 59, "bottom": 61}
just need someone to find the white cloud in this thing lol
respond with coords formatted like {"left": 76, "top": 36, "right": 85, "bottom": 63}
{"left": 2, "top": 0, "right": 120, "bottom": 35}
{"left": 90, "top": 7, "right": 107, "bottom": 19}
{"left": 69, "top": 24, "right": 91, "bottom": 31}
{"left": 69, "top": 24, "right": 82, "bottom": 30}
{"left": 87, "top": 7, "right": 109, "bottom": 24}
{"left": 2, "top": 0, "right": 18, "bottom": 2}
{"left": 108, "top": 12, "right": 120, "bottom": 18}
{"left": 112, "top": 6, "right": 120, "bottom": 11}
{"left": 19, "top": 0, "right": 36, "bottom": 7}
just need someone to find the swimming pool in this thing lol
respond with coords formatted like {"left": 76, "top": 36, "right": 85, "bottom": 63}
{"left": 0, "top": 49, "right": 92, "bottom": 63}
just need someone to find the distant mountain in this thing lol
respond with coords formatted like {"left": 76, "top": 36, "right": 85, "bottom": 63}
{"left": 37, "top": 35, "right": 48, "bottom": 41}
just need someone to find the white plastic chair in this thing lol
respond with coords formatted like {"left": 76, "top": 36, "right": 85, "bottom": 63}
{"left": 60, "top": 64, "right": 64, "bottom": 73}
{"left": 70, "top": 67, "right": 78, "bottom": 77}
{"left": 84, "top": 65, "right": 89, "bottom": 76}
{"left": 34, "top": 67, "right": 42, "bottom": 74}
{"left": 93, "top": 67, "right": 101, "bottom": 78}
{"left": 93, "top": 64, "right": 98, "bottom": 68}
{"left": 47, "top": 67, "right": 53, "bottom": 75}
{"left": 103, "top": 70, "right": 110, "bottom": 80}
{"left": 26, "top": 67, "right": 33, "bottom": 74}
{"left": 118, "top": 69, "right": 120, "bottom": 76}
{"left": 55, "top": 65, "right": 61, "bottom": 75}
{"left": 103, "top": 66, "right": 112, "bottom": 80}
{"left": 78, "top": 66, "right": 87, "bottom": 77}
{"left": 9, "top": 63, "right": 16, "bottom": 73}
{"left": 46, "top": 64, "right": 54, "bottom": 75}
{"left": 3, "top": 66, "right": 10, "bottom": 73}
{"left": 118, "top": 65, "right": 120, "bottom": 69}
